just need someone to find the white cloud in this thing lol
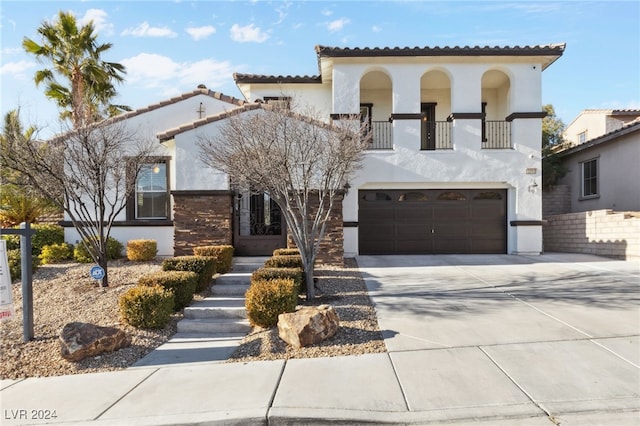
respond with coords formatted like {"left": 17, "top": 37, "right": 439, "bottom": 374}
{"left": 78, "top": 9, "right": 113, "bottom": 35}
{"left": 327, "top": 18, "right": 350, "bottom": 32}
{"left": 2, "top": 47, "right": 23, "bottom": 56}
{"left": 186, "top": 25, "right": 216, "bottom": 41}
{"left": 372, "top": 25, "right": 382, "bottom": 33}
{"left": 230, "top": 23, "right": 269, "bottom": 43}
{"left": 0, "top": 60, "right": 35, "bottom": 78}
{"left": 121, "top": 22, "right": 177, "bottom": 38}
{"left": 321, "top": 9, "right": 333, "bottom": 17}
{"left": 121, "top": 53, "right": 234, "bottom": 93}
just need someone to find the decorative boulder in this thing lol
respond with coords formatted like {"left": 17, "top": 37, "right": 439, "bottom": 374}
{"left": 278, "top": 305, "right": 339, "bottom": 349}
{"left": 60, "top": 322, "right": 131, "bottom": 362}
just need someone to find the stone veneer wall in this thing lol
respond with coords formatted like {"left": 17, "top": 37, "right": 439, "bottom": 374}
{"left": 543, "top": 209, "right": 640, "bottom": 259}
{"left": 287, "top": 195, "right": 344, "bottom": 267}
{"left": 542, "top": 184, "right": 571, "bottom": 217}
{"left": 172, "top": 191, "right": 233, "bottom": 256}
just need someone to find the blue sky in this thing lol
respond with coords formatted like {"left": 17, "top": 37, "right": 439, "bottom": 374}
{"left": 1, "top": 1, "right": 638, "bottom": 138}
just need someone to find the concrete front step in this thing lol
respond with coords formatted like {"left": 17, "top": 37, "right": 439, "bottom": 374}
{"left": 209, "top": 283, "right": 249, "bottom": 296}
{"left": 132, "top": 332, "right": 247, "bottom": 367}
{"left": 177, "top": 317, "right": 251, "bottom": 334}
{"left": 184, "top": 297, "right": 246, "bottom": 320}
{"left": 232, "top": 256, "right": 269, "bottom": 272}
{"left": 215, "top": 272, "right": 252, "bottom": 286}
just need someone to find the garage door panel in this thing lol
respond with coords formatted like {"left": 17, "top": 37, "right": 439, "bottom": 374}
{"left": 358, "top": 189, "right": 506, "bottom": 255}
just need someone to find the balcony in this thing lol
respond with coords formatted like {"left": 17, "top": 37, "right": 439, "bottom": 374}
{"left": 421, "top": 121, "right": 453, "bottom": 150}
{"left": 367, "top": 121, "right": 393, "bottom": 150}
{"left": 483, "top": 121, "right": 512, "bottom": 149}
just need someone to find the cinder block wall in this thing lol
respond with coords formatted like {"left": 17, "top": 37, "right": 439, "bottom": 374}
{"left": 543, "top": 209, "right": 640, "bottom": 259}
{"left": 542, "top": 185, "right": 571, "bottom": 217}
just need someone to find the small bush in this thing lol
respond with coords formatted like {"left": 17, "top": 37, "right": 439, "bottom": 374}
{"left": 7, "top": 249, "right": 39, "bottom": 282}
{"left": 193, "top": 245, "right": 234, "bottom": 274}
{"left": 127, "top": 239, "right": 157, "bottom": 261}
{"left": 245, "top": 278, "right": 298, "bottom": 328}
{"left": 73, "top": 237, "right": 123, "bottom": 263}
{"left": 273, "top": 248, "right": 300, "bottom": 256}
{"left": 252, "top": 267, "right": 304, "bottom": 293}
{"left": 31, "top": 224, "right": 64, "bottom": 255}
{"left": 138, "top": 270, "right": 198, "bottom": 311}
{"left": 162, "top": 256, "right": 216, "bottom": 292}
{"left": 2, "top": 224, "right": 64, "bottom": 255}
{"left": 39, "top": 243, "right": 74, "bottom": 264}
{"left": 119, "top": 285, "right": 175, "bottom": 329}
{"left": 264, "top": 254, "right": 304, "bottom": 269}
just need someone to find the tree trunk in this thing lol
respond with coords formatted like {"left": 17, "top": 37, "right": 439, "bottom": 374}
{"left": 99, "top": 257, "right": 109, "bottom": 288}
{"left": 304, "top": 260, "right": 315, "bottom": 299}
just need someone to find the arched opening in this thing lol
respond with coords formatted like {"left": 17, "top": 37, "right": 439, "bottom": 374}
{"left": 360, "top": 70, "right": 393, "bottom": 149}
{"left": 481, "top": 70, "right": 512, "bottom": 148}
{"left": 420, "top": 70, "right": 452, "bottom": 150}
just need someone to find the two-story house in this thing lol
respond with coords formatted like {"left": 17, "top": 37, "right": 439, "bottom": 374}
{"left": 62, "top": 44, "right": 566, "bottom": 260}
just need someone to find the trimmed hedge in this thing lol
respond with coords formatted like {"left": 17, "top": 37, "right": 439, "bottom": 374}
{"left": 138, "top": 270, "right": 198, "bottom": 311}
{"left": 245, "top": 277, "right": 298, "bottom": 328}
{"left": 264, "top": 254, "right": 303, "bottom": 269}
{"left": 193, "top": 245, "right": 234, "bottom": 274}
{"left": 119, "top": 285, "right": 175, "bottom": 329}
{"left": 252, "top": 267, "right": 304, "bottom": 293}
{"left": 273, "top": 248, "right": 300, "bottom": 256}
{"left": 73, "top": 237, "right": 123, "bottom": 263}
{"left": 39, "top": 243, "right": 74, "bottom": 264}
{"left": 162, "top": 256, "right": 216, "bottom": 292}
{"left": 127, "top": 239, "right": 157, "bottom": 261}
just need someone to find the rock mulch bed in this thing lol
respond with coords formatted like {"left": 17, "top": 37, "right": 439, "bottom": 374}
{"left": 1, "top": 258, "right": 386, "bottom": 379}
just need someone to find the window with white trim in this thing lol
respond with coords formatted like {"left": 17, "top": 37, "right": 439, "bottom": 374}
{"left": 581, "top": 158, "right": 598, "bottom": 198}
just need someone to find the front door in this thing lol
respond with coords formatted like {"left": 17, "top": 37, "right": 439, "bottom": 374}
{"left": 234, "top": 191, "right": 287, "bottom": 256}
{"left": 421, "top": 103, "right": 437, "bottom": 150}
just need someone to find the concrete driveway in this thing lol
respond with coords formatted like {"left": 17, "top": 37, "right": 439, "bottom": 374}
{"left": 357, "top": 253, "right": 640, "bottom": 425}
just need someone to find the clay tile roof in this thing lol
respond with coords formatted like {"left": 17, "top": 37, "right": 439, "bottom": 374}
{"left": 103, "top": 87, "right": 248, "bottom": 125}
{"left": 156, "top": 102, "right": 336, "bottom": 142}
{"left": 233, "top": 73, "right": 322, "bottom": 84}
{"left": 314, "top": 43, "right": 566, "bottom": 57}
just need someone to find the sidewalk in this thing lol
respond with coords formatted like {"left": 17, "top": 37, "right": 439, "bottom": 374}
{"left": 1, "top": 253, "right": 639, "bottom": 425}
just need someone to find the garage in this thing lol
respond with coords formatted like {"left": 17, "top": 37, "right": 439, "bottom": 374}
{"left": 358, "top": 189, "right": 507, "bottom": 254}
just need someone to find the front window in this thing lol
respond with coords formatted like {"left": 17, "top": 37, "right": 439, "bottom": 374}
{"left": 136, "top": 162, "right": 168, "bottom": 219}
{"left": 581, "top": 158, "right": 598, "bottom": 198}
{"left": 264, "top": 96, "right": 291, "bottom": 110}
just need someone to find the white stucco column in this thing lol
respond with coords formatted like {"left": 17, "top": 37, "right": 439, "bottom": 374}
{"left": 332, "top": 65, "right": 361, "bottom": 114}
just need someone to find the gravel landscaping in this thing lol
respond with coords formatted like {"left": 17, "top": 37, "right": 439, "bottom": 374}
{"left": 0, "top": 258, "right": 385, "bottom": 379}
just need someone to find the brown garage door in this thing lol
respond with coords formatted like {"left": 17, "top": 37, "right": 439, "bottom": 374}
{"left": 359, "top": 189, "right": 507, "bottom": 254}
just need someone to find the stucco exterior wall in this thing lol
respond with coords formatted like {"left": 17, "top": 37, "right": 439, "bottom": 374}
{"left": 557, "top": 132, "right": 640, "bottom": 212}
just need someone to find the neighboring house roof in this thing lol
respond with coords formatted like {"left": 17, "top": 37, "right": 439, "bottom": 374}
{"left": 157, "top": 102, "right": 337, "bottom": 142}
{"left": 556, "top": 119, "right": 640, "bottom": 158}
{"left": 564, "top": 108, "right": 640, "bottom": 130}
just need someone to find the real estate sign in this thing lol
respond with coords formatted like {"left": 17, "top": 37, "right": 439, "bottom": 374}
{"left": 0, "top": 240, "right": 15, "bottom": 320}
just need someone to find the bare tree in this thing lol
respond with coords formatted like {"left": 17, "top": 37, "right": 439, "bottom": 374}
{"left": 198, "top": 104, "right": 369, "bottom": 299}
{"left": 0, "top": 114, "right": 157, "bottom": 287}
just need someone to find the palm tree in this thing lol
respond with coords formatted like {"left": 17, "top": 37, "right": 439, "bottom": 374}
{"left": 22, "top": 11, "right": 129, "bottom": 128}
{"left": 0, "top": 110, "right": 60, "bottom": 226}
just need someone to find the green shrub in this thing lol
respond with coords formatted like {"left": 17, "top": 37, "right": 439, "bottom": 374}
{"left": 193, "top": 245, "right": 234, "bottom": 274}
{"left": 162, "top": 256, "right": 216, "bottom": 292}
{"left": 7, "top": 249, "right": 40, "bottom": 282}
{"left": 31, "top": 224, "right": 64, "bottom": 255}
{"left": 127, "top": 239, "right": 157, "bottom": 261}
{"left": 252, "top": 267, "right": 304, "bottom": 293}
{"left": 73, "top": 237, "right": 123, "bottom": 263}
{"left": 273, "top": 248, "right": 300, "bottom": 256}
{"left": 245, "top": 278, "right": 298, "bottom": 328}
{"left": 264, "top": 254, "right": 304, "bottom": 269}
{"left": 39, "top": 243, "right": 74, "bottom": 264}
{"left": 2, "top": 224, "right": 64, "bottom": 255}
{"left": 138, "top": 270, "right": 198, "bottom": 311}
{"left": 119, "top": 285, "right": 175, "bottom": 329}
